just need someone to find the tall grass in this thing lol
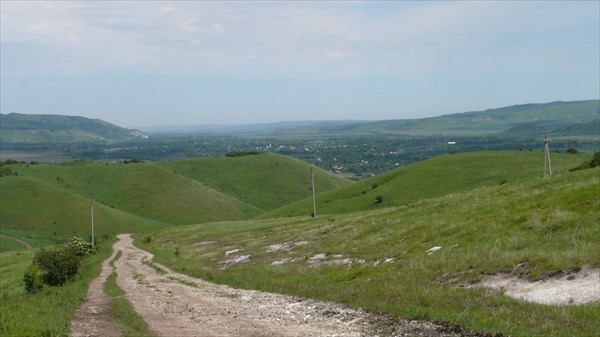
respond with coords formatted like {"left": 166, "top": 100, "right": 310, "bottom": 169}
{"left": 139, "top": 168, "right": 600, "bottom": 336}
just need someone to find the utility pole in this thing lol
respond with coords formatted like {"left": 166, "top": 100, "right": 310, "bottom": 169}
{"left": 311, "top": 166, "right": 317, "bottom": 218}
{"left": 90, "top": 201, "right": 95, "bottom": 246}
{"left": 544, "top": 135, "right": 552, "bottom": 176}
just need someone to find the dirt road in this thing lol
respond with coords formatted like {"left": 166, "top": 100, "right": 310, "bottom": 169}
{"left": 0, "top": 233, "right": 32, "bottom": 250}
{"left": 109, "top": 234, "right": 455, "bottom": 337}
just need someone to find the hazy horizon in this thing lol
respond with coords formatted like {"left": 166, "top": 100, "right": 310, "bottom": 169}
{"left": 1, "top": 1, "right": 598, "bottom": 128}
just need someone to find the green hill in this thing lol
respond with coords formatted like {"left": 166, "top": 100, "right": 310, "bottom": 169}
{"left": 139, "top": 166, "right": 600, "bottom": 337}
{"left": 158, "top": 152, "right": 352, "bottom": 211}
{"left": 6, "top": 161, "right": 262, "bottom": 226}
{"left": 0, "top": 175, "right": 168, "bottom": 248}
{"left": 262, "top": 151, "right": 589, "bottom": 218}
{"left": 0, "top": 153, "right": 350, "bottom": 250}
{"left": 0, "top": 113, "right": 148, "bottom": 143}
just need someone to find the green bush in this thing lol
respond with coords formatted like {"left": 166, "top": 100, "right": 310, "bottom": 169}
{"left": 570, "top": 150, "right": 600, "bottom": 171}
{"left": 68, "top": 237, "right": 97, "bottom": 256}
{"left": 23, "top": 264, "right": 44, "bottom": 293}
{"left": 33, "top": 246, "right": 82, "bottom": 286}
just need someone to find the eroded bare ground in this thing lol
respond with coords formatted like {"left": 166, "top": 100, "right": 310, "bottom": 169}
{"left": 480, "top": 266, "right": 600, "bottom": 305}
{"left": 71, "top": 246, "right": 121, "bottom": 337}
{"left": 113, "top": 234, "right": 460, "bottom": 337}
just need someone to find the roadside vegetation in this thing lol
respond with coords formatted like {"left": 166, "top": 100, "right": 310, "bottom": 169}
{"left": 0, "top": 239, "right": 112, "bottom": 337}
{"left": 138, "top": 167, "right": 600, "bottom": 336}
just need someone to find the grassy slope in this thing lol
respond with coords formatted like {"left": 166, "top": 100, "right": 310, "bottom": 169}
{"left": 9, "top": 161, "right": 262, "bottom": 225}
{"left": 0, "top": 175, "right": 168, "bottom": 249}
{"left": 263, "top": 151, "right": 589, "bottom": 218}
{"left": 139, "top": 167, "right": 600, "bottom": 337}
{"left": 158, "top": 153, "right": 352, "bottom": 211}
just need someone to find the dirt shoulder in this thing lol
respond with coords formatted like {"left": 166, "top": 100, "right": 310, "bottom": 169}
{"left": 113, "top": 234, "right": 459, "bottom": 337}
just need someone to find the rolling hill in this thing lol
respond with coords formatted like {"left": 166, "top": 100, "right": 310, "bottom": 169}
{"left": 138, "top": 162, "right": 600, "bottom": 337}
{"left": 158, "top": 152, "right": 352, "bottom": 211}
{"left": 0, "top": 113, "right": 148, "bottom": 144}
{"left": 262, "top": 151, "right": 589, "bottom": 218}
{"left": 0, "top": 153, "right": 350, "bottom": 250}
{"left": 0, "top": 175, "right": 168, "bottom": 248}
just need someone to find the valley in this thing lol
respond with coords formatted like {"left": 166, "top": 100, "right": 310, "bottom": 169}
{"left": 1, "top": 102, "right": 599, "bottom": 337}
{"left": 1, "top": 147, "right": 598, "bottom": 336}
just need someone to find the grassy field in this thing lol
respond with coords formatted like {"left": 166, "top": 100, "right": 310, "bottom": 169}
{"left": 158, "top": 152, "right": 352, "bottom": 211}
{"left": 262, "top": 151, "right": 589, "bottom": 218}
{"left": 0, "top": 240, "right": 113, "bottom": 337}
{"left": 0, "top": 236, "right": 29, "bottom": 252}
{"left": 138, "top": 167, "right": 600, "bottom": 336}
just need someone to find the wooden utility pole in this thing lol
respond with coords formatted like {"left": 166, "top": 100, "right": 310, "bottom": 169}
{"left": 311, "top": 167, "right": 317, "bottom": 218}
{"left": 544, "top": 135, "right": 552, "bottom": 176}
{"left": 90, "top": 201, "right": 95, "bottom": 246}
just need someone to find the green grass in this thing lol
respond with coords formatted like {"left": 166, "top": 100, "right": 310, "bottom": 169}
{"left": 0, "top": 236, "right": 28, "bottom": 252}
{"left": 138, "top": 167, "right": 600, "bottom": 337}
{"left": 8, "top": 161, "right": 261, "bottom": 225}
{"left": 104, "top": 250, "right": 155, "bottom": 337}
{"left": 0, "top": 174, "right": 169, "bottom": 244}
{"left": 262, "top": 151, "right": 590, "bottom": 218}
{"left": 158, "top": 152, "right": 352, "bottom": 211}
{"left": 0, "top": 240, "right": 113, "bottom": 337}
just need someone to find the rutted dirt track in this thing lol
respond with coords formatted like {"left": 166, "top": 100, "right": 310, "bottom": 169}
{"left": 103, "top": 234, "right": 457, "bottom": 337}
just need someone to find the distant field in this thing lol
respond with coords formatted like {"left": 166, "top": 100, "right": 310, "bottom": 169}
{"left": 139, "top": 167, "right": 600, "bottom": 337}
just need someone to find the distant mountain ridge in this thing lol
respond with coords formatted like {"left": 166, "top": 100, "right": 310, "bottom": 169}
{"left": 0, "top": 113, "right": 148, "bottom": 143}
{"left": 142, "top": 99, "right": 599, "bottom": 137}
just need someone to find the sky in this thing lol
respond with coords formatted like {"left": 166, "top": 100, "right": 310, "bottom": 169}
{"left": 1, "top": 1, "right": 599, "bottom": 128}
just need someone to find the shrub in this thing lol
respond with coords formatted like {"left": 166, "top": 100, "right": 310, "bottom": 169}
{"left": 33, "top": 246, "right": 82, "bottom": 286}
{"left": 570, "top": 151, "right": 600, "bottom": 172}
{"left": 566, "top": 147, "right": 578, "bottom": 154}
{"left": 23, "top": 264, "right": 44, "bottom": 293}
{"left": 143, "top": 235, "right": 152, "bottom": 244}
{"left": 68, "top": 237, "right": 97, "bottom": 256}
{"left": 375, "top": 195, "right": 384, "bottom": 204}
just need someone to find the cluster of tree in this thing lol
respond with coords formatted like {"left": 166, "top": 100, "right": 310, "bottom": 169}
{"left": 225, "top": 151, "right": 262, "bottom": 157}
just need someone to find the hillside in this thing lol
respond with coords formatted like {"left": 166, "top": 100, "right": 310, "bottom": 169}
{"left": 0, "top": 153, "right": 350, "bottom": 250}
{"left": 138, "top": 166, "right": 600, "bottom": 337}
{"left": 262, "top": 151, "right": 589, "bottom": 218}
{"left": 0, "top": 113, "right": 148, "bottom": 144}
{"left": 0, "top": 175, "right": 168, "bottom": 249}
{"left": 158, "top": 152, "right": 353, "bottom": 211}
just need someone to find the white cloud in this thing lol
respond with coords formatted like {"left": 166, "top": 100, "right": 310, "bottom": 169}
{"left": 1, "top": 1, "right": 598, "bottom": 79}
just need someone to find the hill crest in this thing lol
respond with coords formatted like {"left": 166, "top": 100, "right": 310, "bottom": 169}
{"left": 0, "top": 113, "right": 148, "bottom": 143}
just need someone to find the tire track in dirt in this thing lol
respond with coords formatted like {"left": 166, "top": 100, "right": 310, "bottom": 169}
{"left": 113, "top": 234, "right": 458, "bottom": 337}
{"left": 71, "top": 244, "right": 121, "bottom": 337}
